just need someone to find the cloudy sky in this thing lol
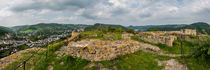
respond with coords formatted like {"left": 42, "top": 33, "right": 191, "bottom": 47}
{"left": 0, "top": 0, "right": 209, "bottom": 26}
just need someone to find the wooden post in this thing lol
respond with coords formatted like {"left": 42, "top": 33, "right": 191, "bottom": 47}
{"left": 23, "top": 61, "right": 26, "bottom": 70}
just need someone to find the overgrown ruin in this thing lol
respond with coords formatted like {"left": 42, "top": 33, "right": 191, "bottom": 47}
{"left": 135, "top": 29, "right": 196, "bottom": 46}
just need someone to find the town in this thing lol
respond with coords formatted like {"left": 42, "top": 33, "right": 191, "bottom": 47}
{"left": 0, "top": 28, "right": 84, "bottom": 58}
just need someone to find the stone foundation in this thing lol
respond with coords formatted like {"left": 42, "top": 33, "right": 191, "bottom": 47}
{"left": 134, "top": 29, "right": 196, "bottom": 46}
{"left": 135, "top": 34, "right": 177, "bottom": 46}
{"left": 65, "top": 39, "right": 141, "bottom": 61}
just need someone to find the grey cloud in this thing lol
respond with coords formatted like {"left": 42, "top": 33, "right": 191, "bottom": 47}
{"left": 111, "top": 8, "right": 129, "bottom": 16}
{"left": 139, "top": 13, "right": 152, "bottom": 18}
{"left": 11, "top": 0, "right": 106, "bottom": 12}
{"left": 1, "top": 0, "right": 210, "bottom": 26}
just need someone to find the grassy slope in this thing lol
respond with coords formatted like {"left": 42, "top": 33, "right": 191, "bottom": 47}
{"left": 78, "top": 31, "right": 122, "bottom": 41}
{"left": 4, "top": 33, "right": 209, "bottom": 70}
{"left": 131, "top": 36, "right": 195, "bottom": 54}
{"left": 131, "top": 36, "right": 210, "bottom": 70}
{"left": 2, "top": 50, "right": 45, "bottom": 70}
{"left": 100, "top": 51, "right": 173, "bottom": 70}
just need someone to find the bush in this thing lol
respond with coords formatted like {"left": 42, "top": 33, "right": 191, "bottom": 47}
{"left": 125, "top": 29, "right": 134, "bottom": 34}
{"left": 192, "top": 42, "right": 210, "bottom": 65}
{"left": 148, "top": 28, "right": 160, "bottom": 31}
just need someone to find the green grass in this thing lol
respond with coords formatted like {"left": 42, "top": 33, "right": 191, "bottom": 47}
{"left": 76, "top": 36, "right": 106, "bottom": 41}
{"left": 115, "top": 51, "right": 163, "bottom": 70}
{"left": 53, "top": 55, "right": 90, "bottom": 70}
{"left": 176, "top": 56, "right": 210, "bottom": 70}
{"left": 35, "top": 42, "right": 90, "bottom": 70}
{"left": 33, "top": 41, "right": 172, "bottom": 70}
{"left": 80, "top": 30, "right": 103, "bottom": 36}
{"left": 2, "top": 51, "right": 43, "bottom": 70}
{"left": 131, "top": 36, "right": 210, "bottom": 70}
{"left": 20, "top": 29, "right": 34, "bottom": 33}
{"left": 78, "top": 31, "right": 122, "bottom": 41}
{"left": 93, "top": 50, "right": 174, "bottom": 70}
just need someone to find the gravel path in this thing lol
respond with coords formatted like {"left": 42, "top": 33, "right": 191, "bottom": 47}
{"left": 158, "top": 59, "right": 188, "bottom": 70}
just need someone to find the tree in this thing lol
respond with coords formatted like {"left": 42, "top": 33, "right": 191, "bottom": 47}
{"left": 126, "top": 29, "right": 134, "bottom": 33}
{"left": 193, "top": 41, "right": 210, "bottom": 65}
{"left": 117, "top": 27, "right": 124, "bottom": 33}
{"left": 148, "top": 28, "right": 160, "bottom": 31}
{"left": 108, "top": 27, "right": 117, "bottom": 32}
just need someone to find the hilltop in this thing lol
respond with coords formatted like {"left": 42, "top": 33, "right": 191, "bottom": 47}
{"left": 128, "top": 22, "right": 210, "bottom": 34}
{"left": 0, "top": 26, "right": 12, "bottom": 37}
{"left": 12, "top": 23, "right": 89, "bottom": 33}
{"left": 85, "top": 23, "right": 127, "bottom": 30}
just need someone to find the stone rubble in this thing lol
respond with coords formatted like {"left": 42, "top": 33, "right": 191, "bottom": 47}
{"left": 64, "top": 39, "right": 161, "bottom": 61}
{"left": 135, "top": 29, "right": 197, "bottom": 46}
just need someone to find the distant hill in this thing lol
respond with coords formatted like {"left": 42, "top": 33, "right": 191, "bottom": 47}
{"left": 183, "top": 22, "right": 210, "bottom": 34}
{"left": 128, "top": 22, "right": 210, "bottom": 34}
{"left": 0, "top": 26, "right": 12, "bottom": 36}
{"left": 127, "top": 24, "right": 187, "bottom": 31}
{"left": 155, "top": 22, "right": 210, "bottom": 34}
{"left": 12, "top": 23, "right": 89, "bottom": 33}
{"left": 85, "top": 23, "right": 127, "bottom": 30}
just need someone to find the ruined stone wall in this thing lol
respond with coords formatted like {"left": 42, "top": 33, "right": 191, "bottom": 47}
{"left": 65, "top": 40, "right": 141, "bottom": 61}
{"left": 63, "top": 31, "right": 80, "bottom": 45}
{"left": 180, "top": 29, "right": 196, "bottom": 35}
{"left": 141, "top": 29, "right": 196, "bottom": 36}
{"left": 122, "top": 33, "right": 134, "bottom": 40}
{"left": 135, "top": 33, "right": 177, "bottom": 46}
{"left": 134, "top": 29, "right": 196, "bottom": 46}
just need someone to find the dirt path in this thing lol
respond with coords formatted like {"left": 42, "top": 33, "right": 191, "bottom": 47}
{"left": 158, "top": 59, "right": 188, "bottom": 70}
{"left": 137, "top": 41, "right": 188, "bottom": 70}
{"left": 137, "top": 42, "right": 182, "bottom": 57}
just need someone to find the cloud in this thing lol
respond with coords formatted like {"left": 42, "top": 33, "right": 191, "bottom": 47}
{"left": 0, "top": 0, "right": 210, "bottom": 26}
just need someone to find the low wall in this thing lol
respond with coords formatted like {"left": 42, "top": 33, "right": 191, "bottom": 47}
{"left": 135, "top": 33, "right": 177, "bottom": 46}
{"left": 65, "top": 40, "right": 141, "bottom": 61}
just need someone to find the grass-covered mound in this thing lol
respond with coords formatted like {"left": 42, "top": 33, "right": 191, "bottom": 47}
{"left": 131, "top": 35, "right": 210, "bottom": 70}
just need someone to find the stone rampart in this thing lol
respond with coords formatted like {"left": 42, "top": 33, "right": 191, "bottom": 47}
{"left": 135, "top": 33, "right": 177, "bottom": 46}
{"left": 134, "top": 29, "right": 196, "bottom": 46}
{"left": 65, "top": 40, "right": 141, "bottom": 61}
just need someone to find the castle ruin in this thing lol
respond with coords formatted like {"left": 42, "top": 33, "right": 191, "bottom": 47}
{"left": 135, "top": 29, "right": 196, "bottom": 46}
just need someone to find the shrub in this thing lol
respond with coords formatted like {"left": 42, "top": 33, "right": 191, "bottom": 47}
{"left": 192, "top": 42, "right": 210, "bottom": 65}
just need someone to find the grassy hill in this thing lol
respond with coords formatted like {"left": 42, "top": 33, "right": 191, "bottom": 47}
{"left": 127, "top": 24, "right": 187, "bottom": 31}
{"left": 0, "top": 26, "right": 12, "bottom": 37}
{"left": 128, "top": 22, "right": 210, "bottom": 34}
{"left": 183, "top": 22, "right": 210, "bottom": 34}
{"left": 85, "top": 23, "right": 127, "bottom": 30}
{"left": 12, "top": 23, "right": 89, "bottom": 33}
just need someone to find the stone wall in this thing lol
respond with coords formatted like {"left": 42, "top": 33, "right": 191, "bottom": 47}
{"left": 180, "top": 29, "right": 196, "bottom": 35}
{"left": 135, "top": 33, "right": 177, "bottom": 46}
{"left": 141, "top": 29, "right": 196, "bottom": 36}
{"left": 135, "top": 29, "right": 196, "bottom": 46}
{"left": 65, "top": 39, "right": 141, "bottom": 61}
{"left": 64, "top": 31, "right": 80, "bottom": 45}
{"left": 122, "top": 33, "right": 134, "bottom": 40}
